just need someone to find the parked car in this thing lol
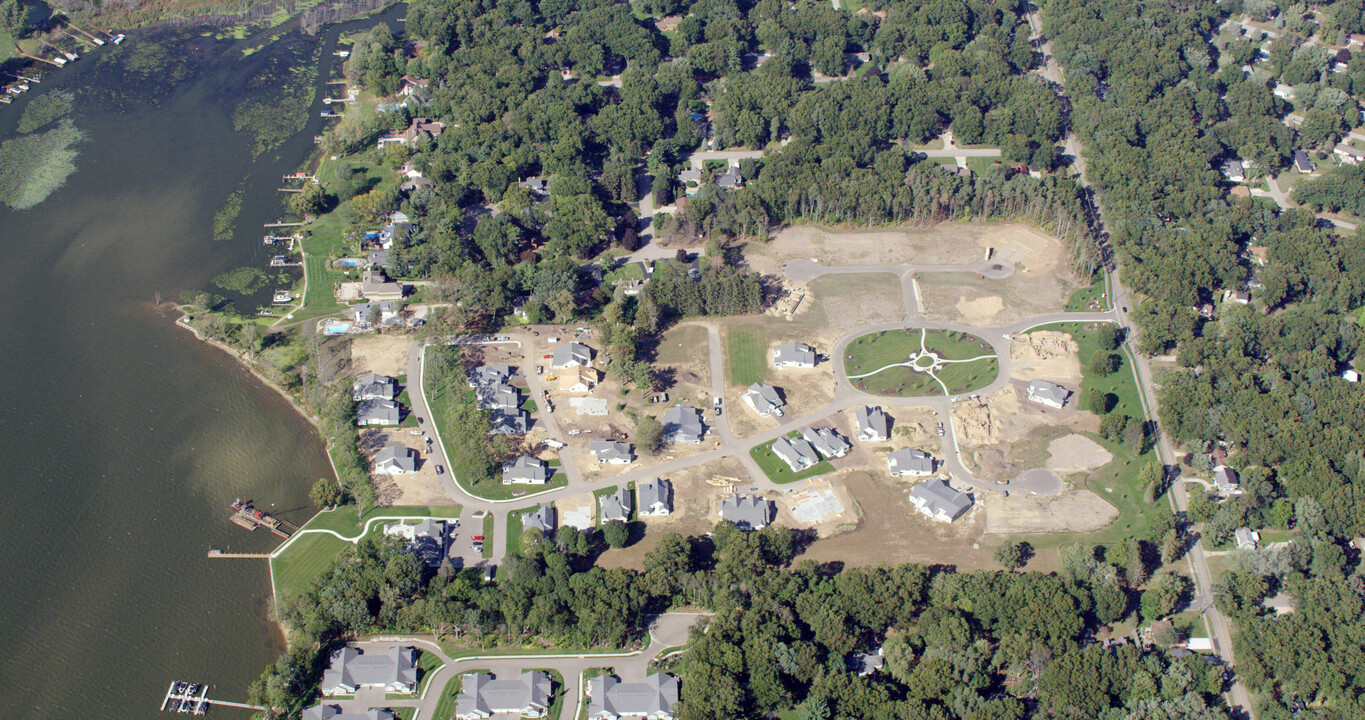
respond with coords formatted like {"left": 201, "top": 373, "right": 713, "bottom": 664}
{"left": 435, "top": 465, "right": 444, "bottom": 475}
{"left": 473, "top": 535, "right": 484, "bottom": 542}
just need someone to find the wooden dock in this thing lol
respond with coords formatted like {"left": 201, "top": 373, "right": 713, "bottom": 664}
{"left": 263, "top": 222, "right": 305, "bottom": 228}
{"left": 206, "top": 549, "right": 271, "bottom": 559}
{"left": 161, "top": 682, "right": 265, "bottom": 714}
{"left": 229, "top": 501, "right": 299, "bottom": 539}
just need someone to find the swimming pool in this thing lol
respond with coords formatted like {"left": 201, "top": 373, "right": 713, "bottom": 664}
{"left": 322, "top": 322, "right": 351, "bottom": 335}
{"left": 335, "top": 258, "right": 363, "bottom": 268}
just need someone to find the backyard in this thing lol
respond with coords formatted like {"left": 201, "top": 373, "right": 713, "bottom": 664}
{"left": 724, "top": 327, "right": 769, "bottom": 387}
{"left": 750, "top": 434, "right": 836, "bottom": 484}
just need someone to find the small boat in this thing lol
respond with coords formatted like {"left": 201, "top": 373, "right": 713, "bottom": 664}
{"left": 112, "top": 34, "right": 126, "bottom": 44}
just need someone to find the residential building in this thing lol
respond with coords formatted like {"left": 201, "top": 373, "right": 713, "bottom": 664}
{"left": 1334, "top": 143, "right": 1365, "bottom": 165}
{"left": 454, "top": 671, "right": 553, "bottom": 720}
{"left": 1214, "top": 465, "right": 1241, "bottom": 494}
{"left": 353, "top": 301, "right": 399, "bottom": 328}
{"left": 320, "top": 646, "right": 418, "bottom": 696}
{"left": 600, "top": 486, "right": 633, "bottom": 523}
{"left": 398, "top": 74, "right": 429, "bottom": 96}
{"left": 475, "top": 383, "right": 520, "bottom": 412}
{"left": 559, "top": 366, "right": 601, "bottom": 393}
{"left": 773, "top": 341, "right": 817, "bottom": 368}
{"left": 719, "top": 495, "right": 774, "bottom": 530}
{"left": 551, "top": 341, "right": 593, "bottom": 369}
{"left": 855, "top": 406, "right": 891, "bottom": 441}
{"left": 717, "top": 167, "right": 743, "bottom": 190}
{"left": 846, "top": 649, "right": 884, "bottom": 677}
{"left": 677, "top": 167, "right": 702, "bottom": 184}
{"left": 522, "top": 504, "right": 556, "bottom": 536}
{"left": 378, "top": 222, "right": 411, "bottom": 249}
{"left": 586, "top": 673, "right": 679, "bottom": 720}
{"left": 589, "top": 439, "right": 634, "bottom": 464}
{"left": 353, "top": 373, "right": 398, "bottom": 401}
{"left": 1344, "top": 369, "right": 1359, "bottom": 382}
{"left": 303, "top": 706, "right": 396, "bottom": 720}
{"left": 1235, "top": 527, "right": 1260, "bottom": 551}
{"left": 1294, "top": 149, "right": 1317, "bottom": 173}
{"left": 367, "top": 248, "right": 391, "bottom": 268}
{"left": 661, "top": 405, "right": 705, "bottom": 444}
{"left": 1026, "top": 379, "right": 1069, "bottom": 409}
{"left": 1272, "top": 83, "right": 1295, "bottom": 100}
{"left": 1221, "top": 158, "right": 1245, "bottom": 182}
{"left": 489, "top": 409, "right": 528, "bottom": 434}
{"left": 518, "top": 176, "right": 548, "bottom": 196}
{"left": 399, "top": 177, "right": 434, "bottom": 194}
{"left": 374, "top": 444, "right": 418, "bottom": 475}
{"left": 357, "top": 399, "right": 401, "bottom": 426}
{"left": 772, "top": 436, "right": 820, "bottom": 472}
{"left": 908, "top": 480, "right": 972, "bottom": 523}
{"left": 887, "top": 448, "right": 935, "bottom": 477}
{"left": 638, "top": 479, "right": 672, "bottom": 516}
{"left": 402, "top": 117, "right": 445, "bottom": 146}
{"left": 572, "top": 397, "right": 609, "bottom": 416}
{"left": 801, "top": 427, "right": 850, "bottom": 458}
{"left": 360, "top": 269, "right": 405, "bottom": 301}
{"left": 468, "top": 364, "right": 514, "bottom": 388}
{"left": 743, "top": 382, "right": 785, "bottom": 417}
{"left": 384, "top": 518, "right": 446, "bottom": 566}
{"left": 502, "top": 455, "right": 552, "bottom": 485}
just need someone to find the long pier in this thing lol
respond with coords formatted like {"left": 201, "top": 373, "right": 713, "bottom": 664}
{"left": 206, "top": 549, "right": 271, "bottom": 559}
{"left": 161, "top": 682, "right": 265, "bottom": 713}
{"left": 264, "top": 222, "right": 305, "bottom": 228}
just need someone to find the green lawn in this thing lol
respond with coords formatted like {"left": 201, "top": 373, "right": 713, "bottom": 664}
{"left": 429, "top": 670, "right": 478, "bottom": 720}
{"left": 845, "top": 328, "right": 997, "bottom": 396}
{"left": 724, "top": 327, "right": 768, "bottom": 387}
{"left": 393, "top": 709, "right": 415, "bottom": 720}
{"left": 750, "top": 437, "right": 836, "bottom": 484}
{"left": 481, "top": 514, "right": 494, "bottom": 558}
{"left": 271, "top": 532, "right": 350, "bottom": 601}
{"left": 1031, "top": 322, "right": 1140, "bottom": 420}
{"left": 506, "top": 508, "right": 528, "bottom": 556}
{"left": 844, "top": 329, "right": 923, "bottom": 373}
{"left": 300, "top": 505, "right": 463, "bottom": 536}
{"left": 921, "top": 329, "right": 996, "bottom": 361}
{"left": 1066, "top": 276, "right": 1109, "bottom": 312}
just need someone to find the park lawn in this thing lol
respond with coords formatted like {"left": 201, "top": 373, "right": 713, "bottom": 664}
{"left": 750, "top": 438, "right": 836, "bottom": 484}
{"left": 843, "top": 329, "right": 922, "bottom": 375}
{"left": 271, "top": 532, "right": 351, "bottom": 601}
{"left": 935, "top": 357, "right": 1000, "bottom": 394}
{"left": 724, "top": 327, "right": 768, "bottom": 387}
{"left": 920, "top": 329, "right": 995, "bottom": 361}
{"left": 850, "top": 365, "right": 943, "bottom": 396}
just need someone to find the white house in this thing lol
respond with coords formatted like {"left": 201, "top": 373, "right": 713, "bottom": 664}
{"left": 773, "top": 341, "right": 817, "bottom": 368}
{"left": 855, "top": 406, "right": 891, "bottom": 441}
{"left": 586, "top": 673, "right": 679, "bottom": 720}
{"left": 908, "top": 480, "right": 972, "bottom": 523}
{"left": 455, "top": 671, "right": 552, "bottom": 720}
{"left": 374, "top": 444, "right": 418, "bottom": 475}
{"left": 637, "top": 479, "right": 672, "bottom": 517}
{"left": 743, "top": 383, "right": 785, "bottom": 417}
{"left": 1026, "top": 379, "right": 1069, "bottom": 409}
{"left": 1214, "top": 465, "right": 1241, "bottom": 495}
{"left": 887, "top": 448, "right": 935, "bottom": 477}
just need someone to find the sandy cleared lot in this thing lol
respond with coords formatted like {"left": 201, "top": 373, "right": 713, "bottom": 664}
{"left": 953, "top": 387, "right": 1100, "bottom": 483}
{"left": 749, "top": 223, "right": 1050, "bottom": 274}
{"left": 1045, "top": 434, "right": 1112, "bottom": 473}
{"left": 1008, "top": 331, "right": 1081, "bottom": 384}
{"left": 774, "top": 477, "right": 858, "bottom": 537}
{"left": 983, "top": 489, "right": 1117, "bottom": 534}
{"left": 351, "top": 333, "right": 411, "bottom": 377}
{"left": 360, "top": 427, "right": 452, "bottom": 506}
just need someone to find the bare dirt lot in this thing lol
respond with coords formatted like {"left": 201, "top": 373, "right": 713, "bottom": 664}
{"left": 1008, "top": 331, "right": 1081, "bottom": 384}
{"left": 983, "top": 489, "right": 1118, "bottom": 534}
{"left": 775, "top": 476, "right": 858, "bottom": 538}
{"left": 750, "top": 223, "right": 1045, "bottom": 273}
{"left": 952, "top": 387, "right": 1100, "bottom": 483}
{"left": 914, "top": 225, "right": 1080, "bottom": 323}
{"left": 1045, "top": 434, "right": 1112, "bottom": 473}
{"left": 359, "top": 427, "right": 452, "bottom": 506}
{"left": 351, "top": 333, "right": 411, "bottom": 377}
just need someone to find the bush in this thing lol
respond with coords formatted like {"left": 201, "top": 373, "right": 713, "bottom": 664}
{"left": 1085, "top": 390, "right": 1113, "bottom": 414}
{"left": 602, "top": 519, "right": 630, "bottom": 548}
{"left": 636, "top": 416, "right": 663, "bottom": 455}
{"left": 1088, "top": 350, "right": 1121, "bottom": 376}
{"left": 1100, "top": 413, "right": 1130, "bottom": 441}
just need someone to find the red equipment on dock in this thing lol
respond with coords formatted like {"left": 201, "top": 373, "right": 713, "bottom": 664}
{"left": 228, "top": 499, "right": 298, "bottom": 538}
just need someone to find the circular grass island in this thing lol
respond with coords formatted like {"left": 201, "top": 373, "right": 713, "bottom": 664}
{"left": 843, "top": 327, "right": 1000, "bottom": 397}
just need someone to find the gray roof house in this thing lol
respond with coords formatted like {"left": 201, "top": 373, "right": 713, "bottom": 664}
{"left": 476, "top": 383, "right": 520, "bottom": 411}
{"left": 719, "top": 495, "right": 774, "bottom": 530}
{"left": 366, "top": 248, "right": 391, "bottom": 268}
{"left": 586, "top": 673, "right": 679, "bottom": 720}
{"left": 638, "top": 479, "right": 672, "bottom": 517}
{"left": 454, "top": 671, "right": 553, "bottom": 720}
{"left": 1235, "top": 527, "right": 1259, "bottom": 550}
{"left": 772, "top": 436, "right": 820, "bottom": 472}
{"left": 846, "top": 649, "right": 884, "bottom": 677}
{"left": 468, "top": 364, "right": 514, "bottom": 387}
{"left": 353, "top": 373, "right": 398, "bottom": 401}
{"left": 551, "top": 341, "right": 593, "bottom": 369}
{"left": 488, "top": 409, "right": 528, "bottom": 435}
{"left": 887, "top": 448, "right": 935, "bottom": 477}
{"left": 378, "top": 222, "right": 412, "bottom": 249}
{"left": 357, "top": 399, "right": 402, "bottom": 426}
{"left": 590, "top": 439, "right": 634, "bottom": 465}
{"left": 662, "top": 405, "right": 705, "bottom": 444}
{"left": 360, "top": 269, "right": 405, "bottom": 301}
{"left": 1214, "top": 465, "right": 1241, "bottom": 494}
{"left": 518, "top": 176, "right": 548, "bottom": 196}
{"left": 502, "top": 455, "right": 552, "bottom": 484}
{"left": 374, "top": 444, "right": 418, "bottom": 475}
{"left": 773, "top": 341, "right": 817, "bottom": 368}
{"left": 743, "top": 382, "right": 785, "bottom": 417}
{"left": 717, "top": 167, "right": 743, "bottom": 190}
{"left": 1026, "top": 379, "right": 1069, "bottom": 409}
{"left": 600, "top": 486, "right": 634, "bottom": 523}
{"left": 678, "top": 167, "right": 703, "bottom": 184}
{"left": 855, "top": 406, "right": 891, "bottom": 441}
{"left": 1294, "top": 149, "right": 1316, "bottom": 173}
{"left": 398, "top": 518, "right": 447, "bottom": 567}
{"left": 321, "top": 646, "right": 418, "bottom": 696}
{"left": 353, "top": 301, "right": 400, "bottom": 328}
{"left": 908, "top": 480, "right": 972, "bottom": 523}
{"left": 801, "top": 427, "right": 850, "bottom": 458}
{"left": 522, "top": 504, "right": 556, "bottom": 536}
{"left": 303, "top": 706, "right": 396, "bottom": 720}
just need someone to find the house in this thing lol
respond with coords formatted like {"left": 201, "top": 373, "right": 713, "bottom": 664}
{"left": 357, "top": 399, "right": 401, "bottom": 426}
{"left": 476, "top": 384, "right": 520, "bottom": 411}
{"left": 743, "top": 383, "right": 785, "bottom": 417}
{"left": 638, "top": 479, "right": 672, "bottom": 516}
{"left": 398, "top": 74, "right": 429, "bottom": 96}
{"left": 367, "top": 249, "right": 391, "bottom": 268}
{"left": 400, "top": 177, "right": 434, "bottom": 194}
{"left": 717, "top": 167, "right": 743, "bottom": 190}
{"left": 559, "top": 366, "right": 601, "bottom": 393}
{"left": 385, "top": 518, "right": 447, "bottom": 566}
{"left": 403, "top": 117, "right": 445, "bottom": 146}
{"left": 1223, "top": 289, "right": 1251, "bottom": 305}
{"left": 887, "top": 448, "right": 936, "bottom": 477}
{"left": 488, "top": 409, "right": 528, "bottom": 434}
{"left": 379, "top": 222, "right": 411, "bottom": 249}
{"left": 522, "top": 504, "right": 556, "bottom": 536}
{"left": 1344, "top": 369, "right": 1360, "bottom": 382}
{"left": 855, "top": 406, "right": 891, "bottom": 441}
{"left": 1294, "top": 149, "right": 1317, "bottom": 173}
{"left": 908, "top": 480, "right": 972, "bottom": 523}
{"left": 572, "top": 397, "right": 609, "bottom": 416}
{"left": 1235, "top": 527, "right": 1260, "bottom": 550}
{"left": 518, "top": 176, "right": 549, "bottom": 196}
{"left": 468, "top": 364, "right": 514, "bottom": 388}
{"left": 1221, "top": 158, "right": 1246, "bottom": 182}
{"left": 589, "top": 439, "right": 634, "bottom": 464}
{"left": 600, "top": 486, "right": 633, "bottom": 523}
{"left": 720, "top": 495, "right": 774, "bottom": 530}
{"left": 586, "top": 673, "right": 679, "bottom": 720}
{"left": 801, "top": 427, "right": 851, "bottom": 459}
{"left": 353, "top": 373, "right": 398, "bottom": 401}
{"left": 846, "top": 649, "right": 884, "bottom": 677}
{"left": 354, "top": 301, "right": 400, "bottom": 328}
{"left": 677, "top": 167, "right": 702, "bottom": 184}
{"left": 1026, "top": 379, "right": 1069, "bottom": 409}
{"left": 1334, "top": 143, "right": 1365, "bottom": 165}
{"left": 771, "top": 436, "right": 820, "bottom": 472}
{"left": 455, "top": 671, "right": 553, "bottom": 720}
{"left": 374, "top": 444, "right": 418, "bottom": 475}
{"left": 654, "top": 15, "right": 683, "bottom": 32}
{"left": 1214, "top": 465, "right": 1241, "bottom": 494}
{"left": 1272, "top": 83, "right": 1295, "bottom": 100}
{"left": 551, "top": 341, "right": 593, "bottom": 369}
{"left": 773, "top": 341, "right": 817, "bottom": 368}
{"left": 502, "top": 455, "right": 552, "bottom": 485}
{"left": 303, "top": 706, "right": 396, "bottom": 720}
{"left": 320, "top": 646, "right": 418, "bottom": 696}
{"left": 360, "top": 269, "right": 405, "bottom": 301}
{"left": 661, "top": 405, "right": 705, "bottom": 444}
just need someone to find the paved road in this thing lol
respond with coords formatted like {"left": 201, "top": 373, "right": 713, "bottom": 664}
{"left": 1252, "top": 175, "right": 1358, "bottom": 231}
{"left": 687, "top": 149, "right": 764, "bottom": 168}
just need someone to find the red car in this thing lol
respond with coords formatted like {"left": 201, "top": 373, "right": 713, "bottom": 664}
{"left": 543, "top": 354, "right": 552, "bottom": 359}
{"left": 472, "top": 535, "right": 484, "bottom": 542}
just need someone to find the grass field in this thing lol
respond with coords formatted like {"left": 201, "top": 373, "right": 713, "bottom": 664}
{"left": 844, "top": 329, "right": 922, "bottom": 373}
{"left": 750, "top": 436, "right": 836, "bottom": 484}
{"left": 845, "top": 328, "right": 998, "bottom": 396}
{"left": 301, "top": 505, "right": 463, "bottom": 536}
{"left": 506, "top": 508, "right": 529, "bottom": 556}
{"left": 299, "top": 204, "right": 353, "bottom": 311}
{"left": 921, "top": 329, "right": 995, "bottom": 360}
{"left": 724, "top": 327, "right": 768, "bottom": 387}
{"left": 1065, "top": 276, "right": 1109, "bottom": 312}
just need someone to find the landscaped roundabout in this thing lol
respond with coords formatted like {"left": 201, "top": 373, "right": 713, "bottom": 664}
{"left": 843, "top": 327, "right": 999, "bottom": 396}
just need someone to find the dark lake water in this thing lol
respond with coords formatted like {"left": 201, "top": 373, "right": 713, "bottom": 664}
{"left": 0, "top": 9, "right": 401, "bottom": 719}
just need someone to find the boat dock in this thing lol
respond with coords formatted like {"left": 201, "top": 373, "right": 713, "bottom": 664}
{"left": 229, "top": 500, "right": 298, "bottom": 538}
{"left": 206, "top": 549, "right": 271, "bottom": 559}
{"left": 161, "top": 682, "right": 265, "bottom": 714}
{"left": 263, "top": 222, "right": 305, "bottom": 228}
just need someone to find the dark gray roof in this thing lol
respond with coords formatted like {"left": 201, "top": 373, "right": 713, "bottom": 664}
{"left": 662, "top": 405, "right": 705, "bottom": 444}
{"left": 855, "top": 406, "right": 890, "bottom": 440}
{"left": 475, "top": 383, "right": 520, "bottom": 411}
{"left": 720, "top": 495, "right": 773, "bottom": 529}
{"left": 1214, "top": 465, "right": 1239, "bottom": 490}
{"left": 321, "top": 646, "right": 417, "bottom": 694}
{"left": 801, "top": 427, "right": 850, "bottom": 458}
{"left": 600, "top": 486, "right": 634, "bottom": 523}
{"left": 1027, "top": 379, "right": 1069, "bottom": 407}
{"left": 638, "top": 478, "right": 672, "bottom": 515}
{"left": 589, "top": 439, "right": 634, "bottom": 463}
{"left": 455, "top": 671, "right": 552, "bottom": 719}
{"left": 773, "top": 341, "right": 816, "bottom": 367}
{"left": 551, "top": 341, "right": 593, "bottom": 368}
{"left": 772, "top": 436, "right": 820, "bottom": 472}
{"left": 846, "top": 651, "right": 884, "bottom": 676}
{"left": 374, "top": 444, "right": 418, "bottom": 473}
{"left": 357, "top": 399, "right": 401, "bottom": 425}
{"left": 502, "top": 455, "right": 551, "bottom": 483}
{"left": 1294, "top": 149, "right": 1316, "bottom": 172}
{"left": 744, "top": 383, "right": 784, "bottom": 415}
{"left": 908, "top": 480, "right": 972, "bottom": 522}
{"left": 353, "top": 373, "right": 397, "bottom": 400}
{"left": 522, "top": 504, "right": 556, "bottom": 535}
{"left": 488, "top": 409, "right": 528, "bottom": 434}
{"left": 408, "top": 518, "right": 446, "bottom": 566}
{"left": 303, "top": 706, "right": 396, "bottom": 720}
{"left": 887, "top": 448, "right": 935, "bottom": 476}
{"left": 468, "top": 364, "right": 514, "bottom": 387}
{"left": 367, "top": 249, "right": 391, "bottom": 268}
{"left": 587, "top": 674, "right": 679, "bottom": 719}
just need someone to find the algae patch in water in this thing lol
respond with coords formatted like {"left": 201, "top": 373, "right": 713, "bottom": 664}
{"left": 17, "top": 90, "right": 75, "bottom": 134}
{"left": 232, "top": 46, "right": 320, "bottom": 158}
{"left": 213, "top": 185, "right": 245, "bottom": 243}
{"left": 213, "top": 266, "right": 268, "bottom": 293}
{"left": 0, "top": 119, "right": 86, "bottom": 210}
